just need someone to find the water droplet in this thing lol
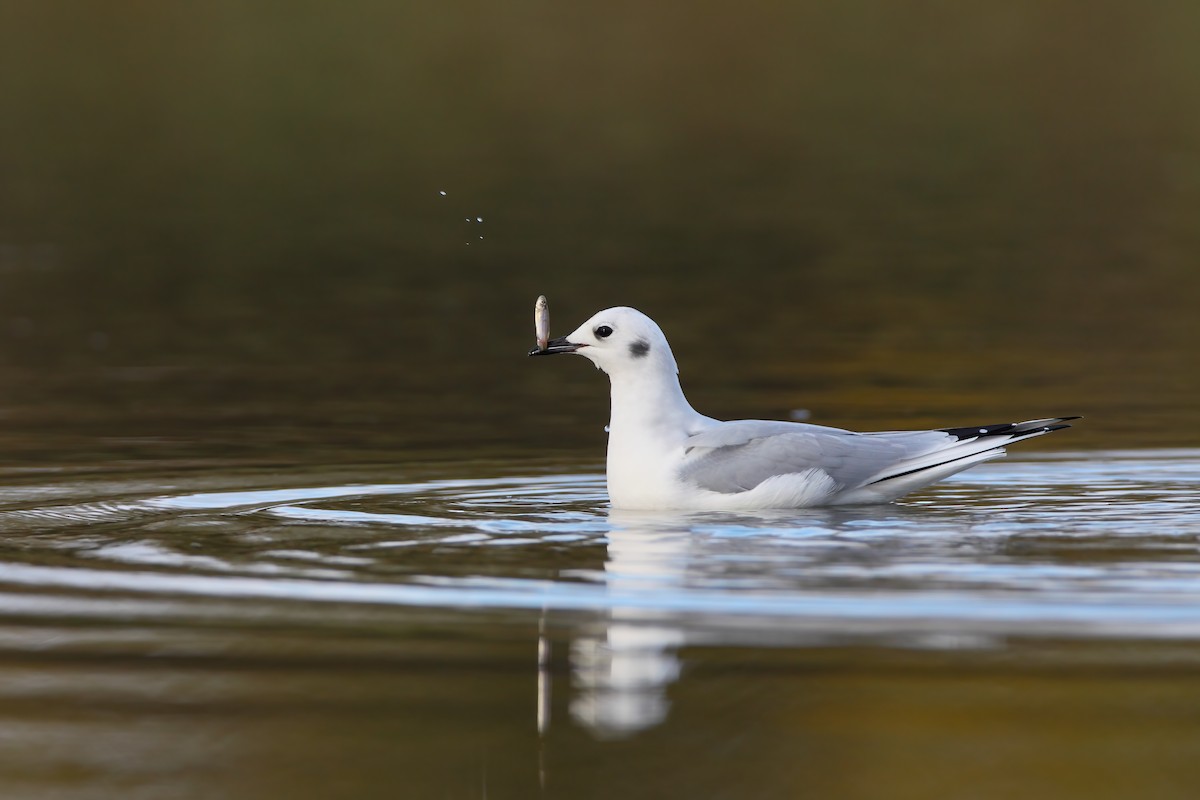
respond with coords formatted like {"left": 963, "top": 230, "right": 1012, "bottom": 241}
{"left": 476, "top": 216, "right": 483, "bottom": 223}
{"left": 438, "top": 190, "right": 447, "bottom": 196}
{"left": 479, "top": 235, "right": 484, "bottom": 240}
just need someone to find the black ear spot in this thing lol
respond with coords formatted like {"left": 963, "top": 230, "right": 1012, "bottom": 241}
{"left": 629, "top": 338, "right": 650, "bottom": 358}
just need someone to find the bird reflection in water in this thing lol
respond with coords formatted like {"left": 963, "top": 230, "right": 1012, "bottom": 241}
{"left": 559, "top": 514, "right": 695, "bottom": 738}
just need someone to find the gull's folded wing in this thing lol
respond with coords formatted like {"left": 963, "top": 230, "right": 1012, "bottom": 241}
{"left": 679, "top": 418, "right": 1078, "bottom": 495}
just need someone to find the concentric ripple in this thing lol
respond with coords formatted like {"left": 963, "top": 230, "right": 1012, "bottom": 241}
{"left": 0, "top": 451, "right": 1198, "bottom": 644}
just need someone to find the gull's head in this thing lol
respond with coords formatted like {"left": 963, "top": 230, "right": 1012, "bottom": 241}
{"left": 529, "top": 306, "right": 678, "bottom": 377}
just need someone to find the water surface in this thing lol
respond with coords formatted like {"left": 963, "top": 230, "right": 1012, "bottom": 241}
{"left": 0, "top": 449, "right": 1198, "bottom": 797}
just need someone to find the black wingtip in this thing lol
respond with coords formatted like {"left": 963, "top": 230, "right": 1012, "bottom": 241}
{"left": 940, "top": 422, "right": 1015, "bottom": 440}
{"left": 939, "top": 416, "right": 1081, "bottom": 441}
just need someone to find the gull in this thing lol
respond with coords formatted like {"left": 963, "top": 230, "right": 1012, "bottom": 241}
{"left": 529, "top": 306, "right": 1078, "bottom": 510}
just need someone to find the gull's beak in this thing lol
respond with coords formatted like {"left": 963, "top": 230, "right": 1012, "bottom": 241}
{"left": 528, "top": 336, "right": 586, "bottom": 357}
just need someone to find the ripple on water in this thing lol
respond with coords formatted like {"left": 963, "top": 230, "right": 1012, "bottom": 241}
{"left": 0, "top": 451, "right": 1198, "bottom": 644}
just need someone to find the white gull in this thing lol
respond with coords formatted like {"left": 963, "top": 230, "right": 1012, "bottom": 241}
{"left": 530, "top": 306, "right": 1078, "bottom": 510}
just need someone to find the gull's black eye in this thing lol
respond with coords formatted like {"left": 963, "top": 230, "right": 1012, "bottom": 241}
{"left": 594, "top": 325, "right": 613, "bottom": 339}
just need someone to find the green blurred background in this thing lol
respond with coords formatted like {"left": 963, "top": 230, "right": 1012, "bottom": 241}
{"left": 1, "top": 0, "right": 1198, "bottom": 468}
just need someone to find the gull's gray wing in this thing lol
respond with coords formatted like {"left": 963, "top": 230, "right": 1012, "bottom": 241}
{"left": 679, "top": 417, "right": 1079, "bottom": 495}
{"left": 679, "top": 420, "right": 949, "bottom": 494}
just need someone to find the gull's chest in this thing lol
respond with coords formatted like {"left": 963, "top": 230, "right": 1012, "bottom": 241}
{"left": 604, "top": 427, "right": 688, "bottom": 509}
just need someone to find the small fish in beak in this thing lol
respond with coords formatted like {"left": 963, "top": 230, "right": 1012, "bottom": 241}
{"left": 528, "top": 296, "right": 584, "bottom": 356}
{"left": 534, "top": 295, "right": 550, "bottom": 352}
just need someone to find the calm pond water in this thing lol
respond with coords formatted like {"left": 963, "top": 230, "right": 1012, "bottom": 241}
{"left": 3, "top": 1, "right": 1200, "bottom": 798}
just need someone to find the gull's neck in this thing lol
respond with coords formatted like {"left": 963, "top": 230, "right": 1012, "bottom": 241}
{"left": 606, "top": 364, "right": 708, "bottom": 443}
